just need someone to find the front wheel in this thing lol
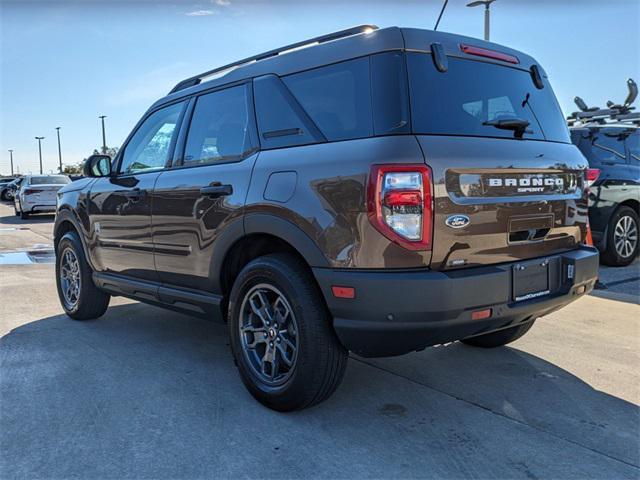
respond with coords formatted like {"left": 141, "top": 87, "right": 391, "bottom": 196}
{"left": 461, "top": 320, "right": 535, "bottom": 348}
{"left": 602, "top": 206, "right": 639, "bottom": 267}
{"left": 228, "top": 254, "right": 348, "bottom": 411}
{"left": 56, "top": 231, "right": 110, "bottom": 320}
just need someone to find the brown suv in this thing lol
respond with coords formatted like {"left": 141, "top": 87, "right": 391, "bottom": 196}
{"left": 54, "top": 25, "right": 599, "bottom": 411}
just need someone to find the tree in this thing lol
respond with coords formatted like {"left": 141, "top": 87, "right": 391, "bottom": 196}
{"left": 62, "top": 163, "right": 83, "bottom": 174}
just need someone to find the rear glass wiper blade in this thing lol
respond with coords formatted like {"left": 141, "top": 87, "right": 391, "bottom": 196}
{"left": 482, "top": 118, "right": 532, "bottom": 138}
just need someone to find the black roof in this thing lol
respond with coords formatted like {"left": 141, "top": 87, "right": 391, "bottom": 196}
{"left": 149, "top": 25, "right": 540, "bottom": 111}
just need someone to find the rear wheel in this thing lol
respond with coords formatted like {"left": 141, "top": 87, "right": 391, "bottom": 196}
{"left": 461, "top": 320, "right": 535, "bottom": 348}
{"left": 228, "top": 253, "right": 348, "bottom": 411}
{"left": 20, "top": 208, "right": 29, "bottom": 220}
{"left": 56, "top": 231, "right": 110, "bottom": 320}
{"left": 602, "top": 206, "right": 639, "bottom": 267}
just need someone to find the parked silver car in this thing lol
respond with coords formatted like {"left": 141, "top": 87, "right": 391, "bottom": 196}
{"left": 14, "top": 175, "right": 70, "bottom": 219}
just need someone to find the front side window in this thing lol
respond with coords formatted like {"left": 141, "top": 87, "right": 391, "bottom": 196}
{"left": 183, "top": 84, "right": 255, "bottom": 165}
{"left": 120, "top": 102, "right": 184, "bottom": 174}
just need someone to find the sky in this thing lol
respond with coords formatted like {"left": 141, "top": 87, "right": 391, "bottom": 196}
{"left": 0, "top": 0, "right": 638, "bottom": 175}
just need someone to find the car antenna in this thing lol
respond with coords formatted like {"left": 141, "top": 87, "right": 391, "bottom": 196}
{"left": 434, "top": 0, "right": 449, "bottom": 31}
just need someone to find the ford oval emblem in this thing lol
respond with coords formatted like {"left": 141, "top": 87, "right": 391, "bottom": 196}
{"left": 445, "top": 215, "right": 470, "bottom": 229}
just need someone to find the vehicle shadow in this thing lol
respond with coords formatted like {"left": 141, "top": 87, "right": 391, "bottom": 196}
{"left": 1, "top": 303, "right": 638, "bottom": 478}
{"left": 0, "top": 212, "right": 55, "bottom": 225}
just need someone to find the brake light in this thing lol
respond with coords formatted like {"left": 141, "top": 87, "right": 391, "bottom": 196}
{"left": 459, "top": 43, "right": 520, "bottom": 64}
{"left": 586, "top": 168, "right": 600, "bottom": 188}
{"left": 367, "top": 164, "right": 432, "bottom": 251}
{"left": 22, "top": 188, "right": 42, "bottom": 196}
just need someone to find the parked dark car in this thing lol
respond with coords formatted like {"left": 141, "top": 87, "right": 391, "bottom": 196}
{"left": 1, "top": 177, "right": 23, "bottom": 201}
{"left": 570, "top": 125, "right": 639, "bottom": 266}
{"left": 54, "top": 25, "right": 599, "bottom": 411}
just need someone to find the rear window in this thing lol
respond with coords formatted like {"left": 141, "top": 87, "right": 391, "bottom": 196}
{"left": 407, "top": 54, "right": 570, "bottom": 143}
{"left": 29, "top": 176, "right": 70, "bottom": 185}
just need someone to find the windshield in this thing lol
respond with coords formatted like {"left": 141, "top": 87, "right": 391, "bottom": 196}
{"left": 407, "top": 54, "right": 570, "bottom": 143}
{"left": 29, "top": 175, "right": 71, "bottom": 185}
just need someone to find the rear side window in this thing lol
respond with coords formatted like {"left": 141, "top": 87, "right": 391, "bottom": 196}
{"left": 627, "top": 131, "right": 639, "bottom": 163}
{"left": 283, "top": 58, "right": 373, "bottom": 141}
{"left": 407, "top": 54, "right": 570, "bottom": 143}
{"left": 183, "top": 84, "right": 256, "bottom": 165}
{"left": 591, "top": 130, "right": 627, "bottom": 164}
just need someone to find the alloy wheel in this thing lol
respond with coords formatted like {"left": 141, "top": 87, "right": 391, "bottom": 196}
{"left": 614, "top": 214, "right": 638, "bottom": 259}
{"left": 239, "top": 283, "right": 299, "bottom": 386}
{"left": 60, "top": 247, "right": 82, "bottom": 310}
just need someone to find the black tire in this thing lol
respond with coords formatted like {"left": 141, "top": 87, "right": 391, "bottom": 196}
{"left": 601, "top": 206, "right": 639, "bottom": 267}
{"left": 228, "top": 253, "right": 348, "bottom": 411}
{"left": 0, "top": 190, "right": 8, "bottom": 201}
{"left": 20, "top": 209, "right": 29, "bottom": 220}
{"left": 56, "top": 231, "right": 110, "bottom": 320}
{"left": 461, "top": 320, "right": 535, "bottom": 348}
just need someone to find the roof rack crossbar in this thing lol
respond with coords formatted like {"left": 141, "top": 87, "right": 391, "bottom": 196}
{"left": 169, "top": 24, "right": 379, "bottom": 94}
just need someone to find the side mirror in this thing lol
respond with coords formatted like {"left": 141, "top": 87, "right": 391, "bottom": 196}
{"left": 83, "top": 155, "right": 112, "bottom": 177}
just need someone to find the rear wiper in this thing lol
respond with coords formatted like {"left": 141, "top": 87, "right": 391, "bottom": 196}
{"left": 482, "top": 118, "right": 532, "bottom": 139}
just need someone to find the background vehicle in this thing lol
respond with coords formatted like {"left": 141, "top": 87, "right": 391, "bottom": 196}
{"left": 55, "top": 26, "right": 598, "bottom": 411}
{"left": 0, "top": 177, "right": 24, "bottom": 201}
{"left": 568, "top": 79, "right": 639, "bottom": 266}
{"left": 15, "top": 174, "right": 70, "bottom": 219}
{"left": 0, "top": 177, "right": 20, "bottom": 201}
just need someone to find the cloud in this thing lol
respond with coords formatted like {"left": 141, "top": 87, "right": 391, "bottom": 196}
{"left": 214, "top": 0, "right": 231, "bottom": 5}
{"left": 185, "top": 9, "right": 217, "bottom": 16}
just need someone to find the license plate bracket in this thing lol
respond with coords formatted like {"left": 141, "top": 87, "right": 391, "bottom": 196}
{"left": 513, "top": 259, "right": 550, "bottom": 302}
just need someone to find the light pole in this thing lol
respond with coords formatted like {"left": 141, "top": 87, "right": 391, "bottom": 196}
{"left": 466, "top": 0, "right": 496, "bottom": 41}
{"left": 8, "top": 150, "right": 14, "bottom": 176}
{"left": 56, "top": 127, "right": 63, "bottom": 173}
{"left": 35, "top": 137, "right": 45, "bottom": 174}
{"left": 99, "top": 115, "right": 107, "bottom": 154}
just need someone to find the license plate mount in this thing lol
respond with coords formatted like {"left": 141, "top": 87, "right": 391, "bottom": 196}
{"left": 513, "top": 259, "right": 550, "bottom": 302}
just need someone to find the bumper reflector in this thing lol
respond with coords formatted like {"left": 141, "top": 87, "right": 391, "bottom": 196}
{"left": 332, "top": 286, "right": 355, "bottom": 299}
{"left": 471, "top": 308, "right": 492, "bottom": 320}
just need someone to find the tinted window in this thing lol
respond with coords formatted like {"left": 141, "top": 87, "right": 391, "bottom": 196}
{"left": 29, "top": 175, "right": 70, "bottom": 185}
{"left": 627, "top": 131, "right": 639, "bottom": 163}
{"left": 371, "top": 52, "right": 410, "bottom": 135}
{"left": 120, "top": 102, "right": 184, "bottom": 174}
{"left": 184, "top": 85, "right": 255, "bottom": 165}
{"left": 407, "top": 54, "right": 570, "bottom": 143}
{"left": 591, "top": 130, "right": 627, "bottom": 164}
{"left": 254, "top": 75, "right": 323, "bottom": 149}
{"left": 283, "top": 58, "right": 373, "bottom": 141}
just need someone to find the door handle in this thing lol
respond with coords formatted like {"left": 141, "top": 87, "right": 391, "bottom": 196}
{"left": 200, "top": 184, "right": 233, "bottom": 198}
{"left": 124, "top": 188, "right": 145, "bottom": 200}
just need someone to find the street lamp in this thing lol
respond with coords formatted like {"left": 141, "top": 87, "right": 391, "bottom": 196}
{"left": 8, "top": 150, "right": 14, "bottom": 176}
{"left": 55, "top": 127, "right": 63, "bottom": 173}
{"left": 466, "top": 0, "right": 496, "bottom": 41}
{"left": 35, "top": 137, "right": 45, "bottom": 174}
{"left": 99, "top": 115, "right": 107, "bottom": 154}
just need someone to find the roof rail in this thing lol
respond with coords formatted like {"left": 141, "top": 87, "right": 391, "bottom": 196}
{"left": 168, "top": 24, "right": 379, "bottom": 94}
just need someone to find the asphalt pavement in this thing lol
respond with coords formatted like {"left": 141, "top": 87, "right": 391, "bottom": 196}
{"left": 1, "top": 203, "right": 639, "bottom": 479}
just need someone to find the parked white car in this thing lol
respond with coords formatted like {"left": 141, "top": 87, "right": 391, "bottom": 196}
{"left": 14, "top": 175, "right": 71, "bottom": 219}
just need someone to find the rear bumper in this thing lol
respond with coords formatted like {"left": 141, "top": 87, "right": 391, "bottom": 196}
{"left": 23, "top": 200, "right": 56, "bottom": 213}
{"left": 313, "top": 247, "right": 599, "bottom": 357}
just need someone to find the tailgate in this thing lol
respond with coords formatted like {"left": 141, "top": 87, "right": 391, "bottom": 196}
{"left": 417, "top": 136, "right": 589, "bottom": 270}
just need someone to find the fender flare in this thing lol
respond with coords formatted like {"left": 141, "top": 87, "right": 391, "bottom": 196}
{"left": 54, "top": 208, "right": 96, "bottom": 270}
{"left": 209, "top": 213, "right": 330, "bottom": 293}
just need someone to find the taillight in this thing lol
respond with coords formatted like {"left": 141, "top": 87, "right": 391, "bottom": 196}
{"left": 22, "top": 188, "right": 41, "bottom": 196}
{"left": 586, "top": 168, "right": 600, "bottom": 189}
{"left": 367, "top": 164, "right": 432, "bottom": 250}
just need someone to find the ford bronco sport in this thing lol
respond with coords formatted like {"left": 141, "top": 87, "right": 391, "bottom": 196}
{"left": 54, "top": 25, "right": 599, "bottom": 411}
